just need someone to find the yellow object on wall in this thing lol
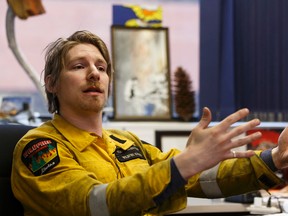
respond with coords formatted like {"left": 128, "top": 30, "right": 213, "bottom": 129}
{"left": 113, "top": 4, "right": 162, "bottom": 27}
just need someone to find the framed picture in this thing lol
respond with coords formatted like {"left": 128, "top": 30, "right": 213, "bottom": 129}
{"left": 155, "top": 130, "right": 191, "bottom": 152}
{"left": 155, "top": 128, "right": 247, "bottom": 153}
{"left": 0, "top": 96, "right": 33, "bottom": 124}
{"left": 0, "top": 96, "right": 32, "bottom": 116}
{"left": 111, "top": 26, "right": 172, "bottom": 120}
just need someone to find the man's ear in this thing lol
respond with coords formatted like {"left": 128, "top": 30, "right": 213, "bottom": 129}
{"left": 45, "top": 75, "right": 57, "bottom": 93}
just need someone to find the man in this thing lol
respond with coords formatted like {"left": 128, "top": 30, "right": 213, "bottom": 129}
{"left": 11, "top": 30, "right": 288, "bottom": 216}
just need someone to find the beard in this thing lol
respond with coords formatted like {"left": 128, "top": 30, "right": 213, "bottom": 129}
{"left": 57, "top": 87, "right": 108, "bottom": 116}
{"left": 78, "top": 95, "right": 106, "bottom": 113}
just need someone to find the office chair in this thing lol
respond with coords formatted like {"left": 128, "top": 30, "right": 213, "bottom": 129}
{"left": 0, "top": 124, "right": 34, "bottom": 215}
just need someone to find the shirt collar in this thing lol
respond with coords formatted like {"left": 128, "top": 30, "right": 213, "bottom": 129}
{"left": 51, "top": 114, "right": 99, "bottom": 151}
{"left": 51, "top": 114, "right": 135, "bottom": 151}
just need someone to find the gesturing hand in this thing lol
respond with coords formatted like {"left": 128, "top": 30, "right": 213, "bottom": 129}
{"left": 174, "top": 107, "right": 262, "bottom": 181}
{"left": 272, "top": 127, "right": 288, "bottom": 170}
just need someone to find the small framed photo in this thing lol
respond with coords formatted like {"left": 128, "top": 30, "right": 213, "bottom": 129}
{"left": 111, "top": 26, "right": 172, "bottom": 120}
{"left": 0, "top": 96, "right": 32, "bottom": 116}
{"left": 155, "top": 130, "right": 191, "bottom": 152}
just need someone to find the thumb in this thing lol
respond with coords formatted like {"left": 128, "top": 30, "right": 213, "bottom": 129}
{"left": 278, "top": 127, "right": 288, "bottom": 145}
{"left": 197, "top": 107, "right": 212, "bottom": 129}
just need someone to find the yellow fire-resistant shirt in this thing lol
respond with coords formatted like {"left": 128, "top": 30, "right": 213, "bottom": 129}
{"left": 11, "top": 114, "right": 283, "bottom": 216}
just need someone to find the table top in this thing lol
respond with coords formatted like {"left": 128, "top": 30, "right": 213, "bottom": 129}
{"left": 169, "top": 198, "right": 250, "bottom": 215}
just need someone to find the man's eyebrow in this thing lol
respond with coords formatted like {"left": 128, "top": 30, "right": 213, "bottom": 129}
{"left": 97, "top": 59, "right": 107, "bottom": 64}
{"left": 66, "top": 54, "right": 107, "bottom": 65}
{"left": 65, "top": 55, "right": 84, "bottom": 63}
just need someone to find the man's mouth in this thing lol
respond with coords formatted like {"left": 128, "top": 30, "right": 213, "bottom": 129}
{"left": 83, "top": 86, "right": 103, "bottom": 93}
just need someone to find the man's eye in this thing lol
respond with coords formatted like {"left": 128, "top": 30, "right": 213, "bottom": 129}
{"left": 73, "top": 65, "right": 84, "bottom": 70}
{"left": 97, "top": 66, "right": 106, "bottom": 72}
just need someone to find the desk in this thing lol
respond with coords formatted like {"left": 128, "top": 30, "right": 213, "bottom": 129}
{"left": 168, "top": 198, "right": 251, "bottom": 215}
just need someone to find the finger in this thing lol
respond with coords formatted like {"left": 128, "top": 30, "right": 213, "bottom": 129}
{"left": 217, "top": 108, "right": 250, "bottom": 132}
{"left": 196, "top": 107, "right": 212, "bottom": 129}
{"left": 229, "top": 131, "right": 262, "bottom": 149}
{"left": 225, "top": 118, "right": 261, "bottom": 141}
{"left": 227, "top": 150, "right": 255, "bottom": 159}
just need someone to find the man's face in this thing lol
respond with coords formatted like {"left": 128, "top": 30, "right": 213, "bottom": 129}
{"left": 55, "top": 43, "right": 109, "bottom": 116}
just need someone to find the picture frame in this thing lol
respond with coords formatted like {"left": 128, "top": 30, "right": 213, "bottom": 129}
{"left": 0, "top": 96, "right": 33, "bottom": 124}
{"left": 111, "top": 26, "right": 172, "bottom": 120}
{"left": 0, "top": 96, "right": 32, "bottom": 116}
{"left": 155, "top": 130, "right": 191, "bottom": 152}
{"left": 155, "top": 129, "right": 246, "bottom": 152}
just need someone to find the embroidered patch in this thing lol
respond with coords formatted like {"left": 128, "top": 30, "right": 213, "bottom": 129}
{"left": 21, "top": 138, "right": 60, "bottom": 176}
{"left": 114, "top": 146, "right": 145, "bottom": 162}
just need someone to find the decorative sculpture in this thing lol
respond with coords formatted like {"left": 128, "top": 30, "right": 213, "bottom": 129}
{"left": 5, "top": 0, "right": 46, "bottom": 103}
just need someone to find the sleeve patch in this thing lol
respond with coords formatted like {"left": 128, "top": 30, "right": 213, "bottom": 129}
{"left": 21, "top": 138, "right": 60, "bottom": 176}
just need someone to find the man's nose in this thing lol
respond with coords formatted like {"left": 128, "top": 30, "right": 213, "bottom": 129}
{"left": 87, "top": 65, "right": 100, "bottom": 81}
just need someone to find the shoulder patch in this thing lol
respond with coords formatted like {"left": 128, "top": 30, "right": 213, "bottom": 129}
{"left": 21, "top": 138, "right": 60, "bottom": 176}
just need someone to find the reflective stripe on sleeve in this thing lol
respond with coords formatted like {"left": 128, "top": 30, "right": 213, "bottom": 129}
{"left": 199, "top": 163, "right": 223, "bottom": 198}
{"left": 89, "top": 184, "right": 109, "bottom": 216}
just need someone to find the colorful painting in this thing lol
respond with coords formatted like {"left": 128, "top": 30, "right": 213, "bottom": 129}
{"left": 113, "top": 4, "right": 162, "bottom": 27}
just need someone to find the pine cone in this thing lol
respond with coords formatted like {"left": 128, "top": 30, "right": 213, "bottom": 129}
{"left": 173, "top": 67, "right": 195, "bottom": 121}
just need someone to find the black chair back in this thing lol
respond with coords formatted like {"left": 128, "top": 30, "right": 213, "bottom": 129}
{"left": 0, "top": 124, "right": 34, "bottom": 215}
